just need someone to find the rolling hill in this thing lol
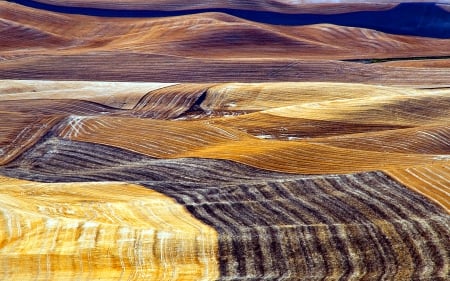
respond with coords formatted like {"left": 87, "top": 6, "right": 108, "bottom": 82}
{"left": 0, "top": 1, "right": 449, "bottom": 280}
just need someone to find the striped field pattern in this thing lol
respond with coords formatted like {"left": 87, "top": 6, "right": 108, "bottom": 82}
{"left": 1, "top": 138, "right": 449, "bottom": 280}
{"left": 1, "top": 1, "right": 450, "bottom": 280}
{"left": 0, "top": 81, "right": 449, "bottom": 280}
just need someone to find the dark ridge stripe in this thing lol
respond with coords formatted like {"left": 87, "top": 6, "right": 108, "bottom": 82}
{"left": 6, "top": 1, "right": 450, "bottom": 38}
{"left": 305, "top": 178, "right": 392, "bottom": 277}
{"left": 428, "top": 219, "right": 450, "bottom": 277}
{"left": 1, "top": 139, "right": 449, "bottom": 279}
{"left": 8, "top": 138, "right": 151, "bottom": 171}
{"left": 337, "top": 175, "right": 430, "bottom": 278}
{"left": 282, "top": 181, "right": 384, "bottom": 278}
{"left": 318, "top": 177, "right": 400, "bottom": 278}
{"left": 328, "top": 174, "right": 446, "bottom": 279}
{"left": 1, "top": 137, "right": 301, "bottom": 183}
{"left": 260, "top": 181, "right": 348, "bottom": 274}
{"left": 368, "top": 191, "right": 444, "bottom": 279}
{"left": 142, "top": 174, "right": 449, "bottom": 280}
